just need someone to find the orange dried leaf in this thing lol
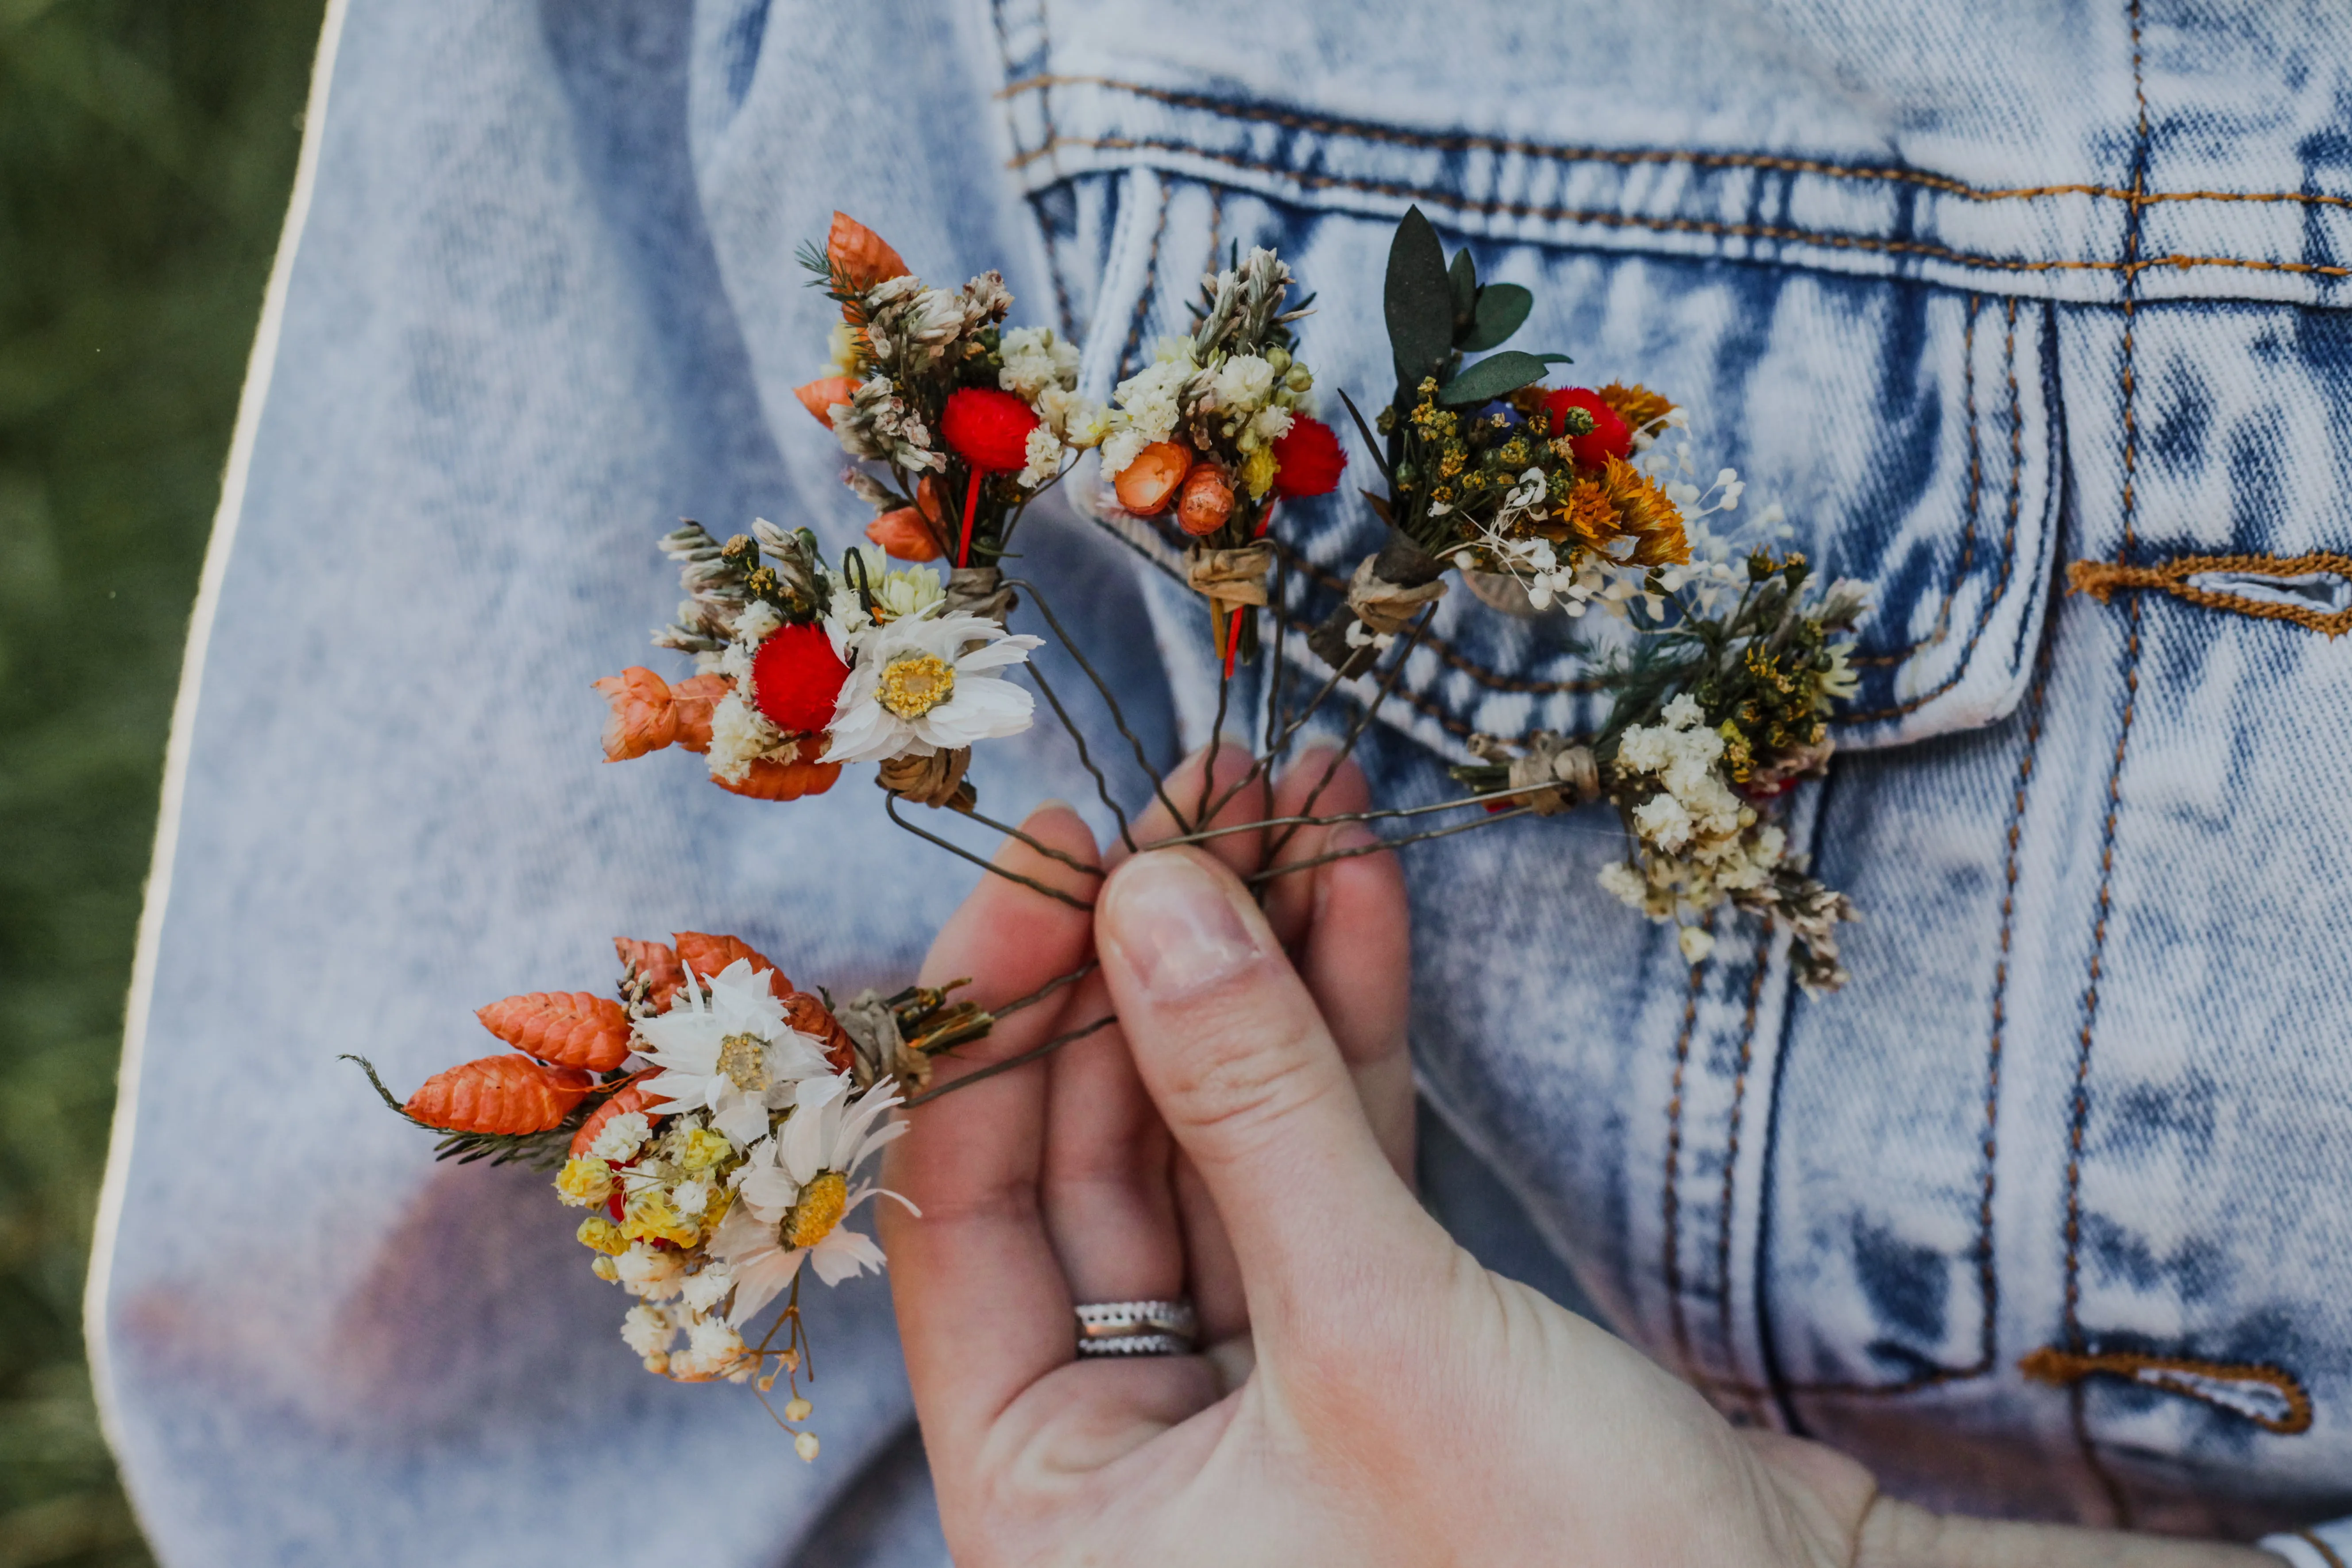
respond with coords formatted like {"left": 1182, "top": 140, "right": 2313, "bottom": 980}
{"left": 714, "top": 752, "right": 842, "bottom": 803}
{"left": 794, "top": 375, "right": 859, "bottom": 428}
{"left": 592, "top": 667, "right": 679, "bottom": 761}
{"left": 569, "top": 1083, "right": 658, "bottom": 1159}
{"left": 673, "top": 932, "right": 792, "bottom": 996}
{"left": 475, "top": 991, "right": 633, "bottom": 1073}
{"left": 669, "top": 673, "right": 730, "bottom": 754}
{"left": 784, "top": 991, "right": 857, "bottom": 1075}
{"left": 405, "top": 1055, "right": 592, "bottom": 1134}
{"left": 866, "top": 476, "right": 948, "bottom": 562}
{"left": 614, "top": 936, "right": 685, "bottom": 1009}
{"left": 826, "top": 211, "right": 909, "bottom": 292}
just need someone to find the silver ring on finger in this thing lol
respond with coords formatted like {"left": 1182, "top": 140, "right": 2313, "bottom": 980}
{"left": 1074, "top": 1298, "right": 1198, "bottom": 1357}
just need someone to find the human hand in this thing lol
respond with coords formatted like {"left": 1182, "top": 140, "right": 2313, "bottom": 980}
{"left": 882, "top": 746, "right": 2276, "bottom": 1568}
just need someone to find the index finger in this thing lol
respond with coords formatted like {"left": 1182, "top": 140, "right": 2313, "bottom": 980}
{"left": 882, "top": 802, "right": 1101, "bottom": 1468}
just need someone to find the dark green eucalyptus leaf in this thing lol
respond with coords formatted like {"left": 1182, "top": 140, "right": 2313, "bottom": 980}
{"left": 1436, "top": 349, "right": 1554, "bottom": 406}
{"left": 1385, "top": 206, "right": 1456, "bottom": 385}
{"left": 1460, "top": 282, "right": 1533, "bottom": 351}
{"left": 1448, "top": 248, "right": 1479, "bottom": 336}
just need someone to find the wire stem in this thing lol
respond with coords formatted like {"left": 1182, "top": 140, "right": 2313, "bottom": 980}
{"left": 956, "top": 804, "right": 1107, "bottom": 879}
{"left": 901, "top": 1013, "right": 1117, "bottom": 1107}
{"left": 1025, "top": 663, "right": 1139, "bottom": 855}
{"left": 1005, "top": 576, "right": 1188, "bottom": 830}
{"left": 1245, "top": 805, "right": 1537, "bottom": 885}
{"left": 1262, "top": 608, "right": 1435, "bottom": 862}
{"left": 885, "top": 795, "right": 1094, "bottom": 911}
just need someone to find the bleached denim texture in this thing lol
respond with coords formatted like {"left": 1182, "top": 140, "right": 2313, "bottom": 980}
{"left": 89, "top": 0, "right": 2352, "bottom": 1562}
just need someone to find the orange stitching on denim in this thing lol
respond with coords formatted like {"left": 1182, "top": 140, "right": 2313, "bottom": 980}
{"left": 2019, "top": 1347, "right": 2315, "bottom": 1436}
{"left": 1662, "top": 922, "right": 1711, "bottom": 1376}
{"left": 2066, "top": 552, "right": 2352, "bottom": 638}
{"left": 1711, "top": 936, "right": 1773, "bottom": 1404}
{"left": 999, "top": 76, "right": 2352, "bottom": 214}
{"left": 2300, "top": 1532, "right": 2351, "bottom": 1568}
{"left": 1020, "top": 136, "right": 2352, "bottom": 282}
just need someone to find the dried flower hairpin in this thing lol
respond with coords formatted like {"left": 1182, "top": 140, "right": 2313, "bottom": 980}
{"left": 349, "top": 930, "right": 1097, "bottom": 1457}
{"left": 1095, "top": 244, "right": 1345, "bottom": 672}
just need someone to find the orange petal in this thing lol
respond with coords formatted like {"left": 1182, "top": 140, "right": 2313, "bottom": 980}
{"left": 783, "top": 991, "right": 857, "bottom": 1075}
{"left": 591, "top": 667, "right": 679, "bottom": 761}
{"left": 673, "top": 932, "right": 792, "bottom": 997}
{"left": 826, "top": 211, "right": 909, "bottom": 291}
{"left": 668, "top": 673, "right": 731, "bottom": 754}
{"left": 614, "top": 937, "right": 685, "bottom": 1010}
{"left": 404, "top": 1055, "right": 593, "bottom": 1134}
{"left": 867, "top": 506, "right": 945, "bottom": 561}
{"left": 714, "top": 752, "right": 843, "bottom": 804}
{"left": 794, "top": 375, "right": 859, "bottom": 428}
{"left": 568, "top": 1083, "right": 658, "bottom": 1159}
{"left": 475, "top": 991, "right": 634, "bottom": 1073}
{"left": 1112, "top": 440, "right": 1192, "bottom": 514}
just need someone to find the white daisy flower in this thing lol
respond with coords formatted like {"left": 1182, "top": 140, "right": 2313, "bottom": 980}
{"left": 632, "top": 959, "right": 836, "bottom": 1147}
{"left": 822, "top": 610, "right": 1043, "bottom": 765}
{"left": 711, "top": 1077, "right": 913, "bottom": 1326}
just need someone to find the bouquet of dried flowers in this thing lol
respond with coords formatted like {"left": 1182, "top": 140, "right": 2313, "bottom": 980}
{"left": 350, "top": 929, "right": 1072, "bottom": 1456}
{"left": 367, "top": 205, "right": 1870, "bottom": 1459}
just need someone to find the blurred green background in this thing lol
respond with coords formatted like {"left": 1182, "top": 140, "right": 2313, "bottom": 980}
{"left": 0, "top": 1, "right": 324, "bottom": 1561}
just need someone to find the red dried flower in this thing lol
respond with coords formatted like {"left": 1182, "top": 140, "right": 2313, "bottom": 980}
{"left": 1543, "top": 387, "right": 1633, "bottom": 469}
{"left": 941, "top": 386, "right": 1040, "bottom": 474}
{"left": 750, "top": 623, "right": 849, "bottom": 735}
{"left": 1270, "top": 415, "right": 1347, "bottom": 498}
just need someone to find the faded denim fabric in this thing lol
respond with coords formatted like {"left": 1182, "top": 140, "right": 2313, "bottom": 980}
{"left": 90, "top": 0, "right": 2352, "bottom": 1563}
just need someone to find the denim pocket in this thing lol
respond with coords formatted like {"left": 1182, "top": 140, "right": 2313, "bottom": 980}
{"left": 1057, "top": 165, "right": 2065, "bottom": 763}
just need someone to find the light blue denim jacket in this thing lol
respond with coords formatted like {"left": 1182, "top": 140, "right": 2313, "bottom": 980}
{"left": 89, "top": 1, "right": 2352, "bottom": 1563}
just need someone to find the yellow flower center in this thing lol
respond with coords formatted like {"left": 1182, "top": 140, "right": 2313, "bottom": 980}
{"left": 878, "top": 653, "right": 955, "bottom": 718}
{"left": 716, "top": 1032, "right": 770, "bottom": 1093}
{"left": 784, "top": 1170, "right": 849, "bottom": 1249}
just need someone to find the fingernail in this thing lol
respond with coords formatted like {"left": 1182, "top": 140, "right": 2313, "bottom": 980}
{"left": 1106, "top": 852, "right": 1267, "bottom": 1000}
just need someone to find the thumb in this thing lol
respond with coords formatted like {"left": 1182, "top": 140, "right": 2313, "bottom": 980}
{"left": 1094, "top": 847, "right": 1438, "bottom": 1346}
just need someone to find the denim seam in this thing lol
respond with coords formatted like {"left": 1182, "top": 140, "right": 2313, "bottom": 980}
{"left": 2056, "top": 5, "right": 2152, "bottom": 1521}
{"left": 1711, "top": 935, "right": 1776, "bottom": 1413}
{"left": 1000, "top": 75, "right": 2352, "bottom": 214}
{"left": 1662, "top": 922, "right": 1713, "bottom": 1376}
{"left": 2064, "top": 552, "right": 2352, "bottom": 637}
{"left": 1019, "top": 142, "right": 2352, "bottom": 284}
